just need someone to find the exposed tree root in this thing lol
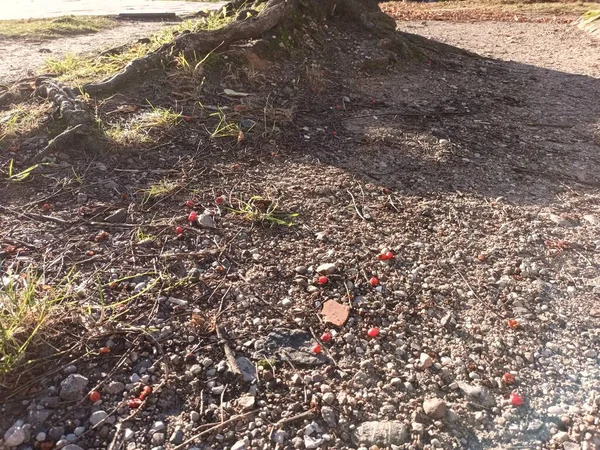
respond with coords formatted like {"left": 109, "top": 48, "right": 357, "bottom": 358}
{"left": 83, "top": 0, "right": 295, "bottom": 96}
{"left": 32, "top": 78, "right": 102, "bottom": 163}
{"left": 14, "top": 0, "right": 472, "bottom": 163}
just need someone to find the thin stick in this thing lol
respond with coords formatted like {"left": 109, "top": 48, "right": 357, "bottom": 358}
{"left": 346, "top": 190, "right": 366, "bottom": 221}
{"left": 172, "top": 410, "right": 258, "bottom": 450}
{"left": 216, "top": 326, "right": 242, "bottom": 378}
{"left": 275, "top": 410, "right": 316, "bottom": 428}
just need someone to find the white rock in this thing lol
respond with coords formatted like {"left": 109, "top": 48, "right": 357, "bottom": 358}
{"left": 89, "top": 410, "right": 108, "bottom": 426}
{"left": 4, "top": 421, "right": 27, "bottom": 447}
{"left": 420, "top": 353, "right": 433, "bottom": 369}
{"left": 231, "top": 440, "right": 247, "bottom": 450}
{"left": 36, "top": 432, "right": 47, "bottom": 442}
{"left": 124, "top": 429, "right": 135, "bottom": 441}
{"left": 316, "top": 263, "right": 337, "bottom": 275}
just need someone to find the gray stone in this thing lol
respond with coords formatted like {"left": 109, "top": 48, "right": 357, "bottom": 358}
{"left": 236, "top": 356, "right": 257, "bottom": 382}
{"left": 353, "top": 421, "right": 409, "bottom": 446}
{"left": 60, "top": 374, "right": 89, "bottom": 401}
{"left": 263, "top": 328, "right": 328, "bottom": 366}
{"left": 104, "top": 208, "right": 127, "bottom": 223}
{"left": 304, "top": 435, "right": 324, "bottom": 449}
{"left": 124, "top": 429, "right": 135, "bottom": 441}
{"left": 36, "top": 432, "right": 47, "bottom": 442}
{"left": 457, "top": 382, "right": 496, "bottom": 407}
{"left": 316, "top": 263, "right": 337, "bottom": 275}
{"left": 240, "top": 119, "right": 256, "bottom": 131}
{"left": 73, "top": 427, "right": 85, "bottom": 437}
{"left": 548, "top": 214, "right": 575, "bottom": 227}
{"left": 321, "top": 406, "right": 338, "bottom": 428}
{"left": 105, "top": 381, "right": 125, "bottom": 395}
{"left": 583, "top": 215, "right": 599, "bottom": 225}
{"left": 65, "top": 433, "right": 78, "bottom": 443}
{"left": 169, "top": 427, "right": 184, "bottom": 445}
{"left": 4, "top": 421, "right": 28, "bottom": 447}
{"left": 76, "top": 193, "right": 88, "bottom": 204}
{"left": 563, "top": 442, "right": 581, "bottom": 450}
{"left": 237, "top": 394, "right": 256, "bottom": 411}
{"left": 423, "top": 398, "right": 447, "bottom": 419}
{"left": 48, "top": 426, "right": 65, "bottom": 440}
{"left": 28, "top": 408, "right": 52, "bottom": 425}
{"left": 197, "top": 214, "right": 216, "bottom": 228}
{"left": 62, "top": 446, "right": 84, "bottom": 450}
{"left": 231, "top": 440, "right": 247, "bottom": 450}
{"left": 552, "top": 431, "right": 569, "bottom": 443}
{"left": 151, "top": 433, "right": 165, "bottom": 446}
{"left": 89, "top": 410, "right": 108, "bottom": 426}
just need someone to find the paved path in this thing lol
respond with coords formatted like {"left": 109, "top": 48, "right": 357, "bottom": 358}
{"left": 3, "top": 0, "right": 222, "bottom": 20}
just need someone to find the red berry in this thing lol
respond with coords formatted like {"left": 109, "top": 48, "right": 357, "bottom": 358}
{"left": 332, "top": 130, "right": 337, "bottom": 136}
{"left": 215, "top": 196, "right": 225, "bottom": 205}
{"left": 185, "top": 200, "right": 195, "bottom": 208}
{"left": 99, "top": 347, "right": 111, "bottom": 354}
{"left": 367, "top": 327, "right": 379, "bottom": 338}
{"left": 317, "top": 276, "right": 328, "bottom": 285}
{"left": 89, "top": 390, "right": 101, "bottom": 402}
{"left": 312, "top": 344, "right": 322, "bottom": 354}
{"left": 128, "top": 398, "right": 143, "bottom": 409}
{"left": 378, "top": 251, "right": 393, "bottom": 261}
{"left": 369, "top": 276, "right": 379, "bottom": 286}
{"left": 503, "top": 373, "right": 516, "bottom": 385}
{"left": 510, "top": 392, "right": 524, "bottom": 406}
{"left": 321, "top": 332, "right": 332, "bottom": 343}
{"left": 139, "top": 385, "right": 152, "bottom": 400}
{"left": 188, "top": 211, "right": 198, "bottom": 222}
{"left": 175, "top": 226, "right": 184, "bottom": 235}
{"left": 507, "top": 319, "right": 519, "bottom": 329}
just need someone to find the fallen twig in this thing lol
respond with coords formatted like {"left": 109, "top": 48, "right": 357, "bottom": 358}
{"left": 172, "top": 410, "right": 258, "bottom": 450}
{"left": 216, "top": 326, "right": 242, "bottom": 378}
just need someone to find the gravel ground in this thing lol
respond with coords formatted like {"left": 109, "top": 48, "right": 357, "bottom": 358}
{"left": 1, "top": 16, "right": 600, "bottom": 450}
{"left": 396, "top": 21, "right": 600, "bottom": 78}
{"left": 0, "top": 21, "right": 174, "bottom": 84}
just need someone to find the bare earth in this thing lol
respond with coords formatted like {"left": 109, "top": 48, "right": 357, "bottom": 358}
{"left": 398, "top": 20, "right": 600, "bottom": 77}
{"left": 0, "top": 21, "right": 173, "bottom": 84}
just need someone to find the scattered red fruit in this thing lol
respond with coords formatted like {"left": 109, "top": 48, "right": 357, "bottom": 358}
{"left": 139, "top": 385, "right": 152, "bottom": 400}
{"left": 510, "top": 392, "right": 524, "bottom": 406}
{"left": 89, "top": 390, "right": 101, "bottom": 402}
{"left": 311, "top": 86, "right": 316, "bottom": 93}
{"left": 175, "top": 226, "right": 184, "bottom": 235}
{"left": 94, "top": 230, "right": 109, "bottom": 242}
{"left": 183, "top": 116, "right": 191, "bottom": 122}
{"left": 367, "top": 327, "right": 379, "bottom": 338}
{"left": 317, "top": 276, "right": 328, "bottom": 285}
{"left": 188, "top": 211, "right": 198, "bottom": 222}
{"left": 128, "top": 398, "right": 143, "bottom": 409}
{"left": 477, "top": 253, "right": 488, "bottom": 261}
{"left": 321, "top": 332, "right": 332, "bottom": 343}
{"left": 6, "top": 245, "right": 17, "bottom": 254}
{"left": 378, "top": 251, "right": 394, "bottom": 261}
{"left": 312, "top": 344, "right": 322, "bottom": 354}
{"left": 507, "top": 319, "right": 519, "bottom": 329}
{"left": 41, "top": 203, "right": 52, "bottom": 212}
{"left": 503, "top": 373, "right": 516, "bottom": 385}
{"left": 369, "top": 276, "right": 379, "bottom": 286}
{"left": 185, "top": 200, "right": 195, "bottom": 208}
{"left": 99, "top": 347, "right": 111, "bottom": 354}
{"left": 332, "top": 130, "right": 337, "bottom": 136}
{"left": 215, "top": 196, "right": 225, "bottom": 205}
